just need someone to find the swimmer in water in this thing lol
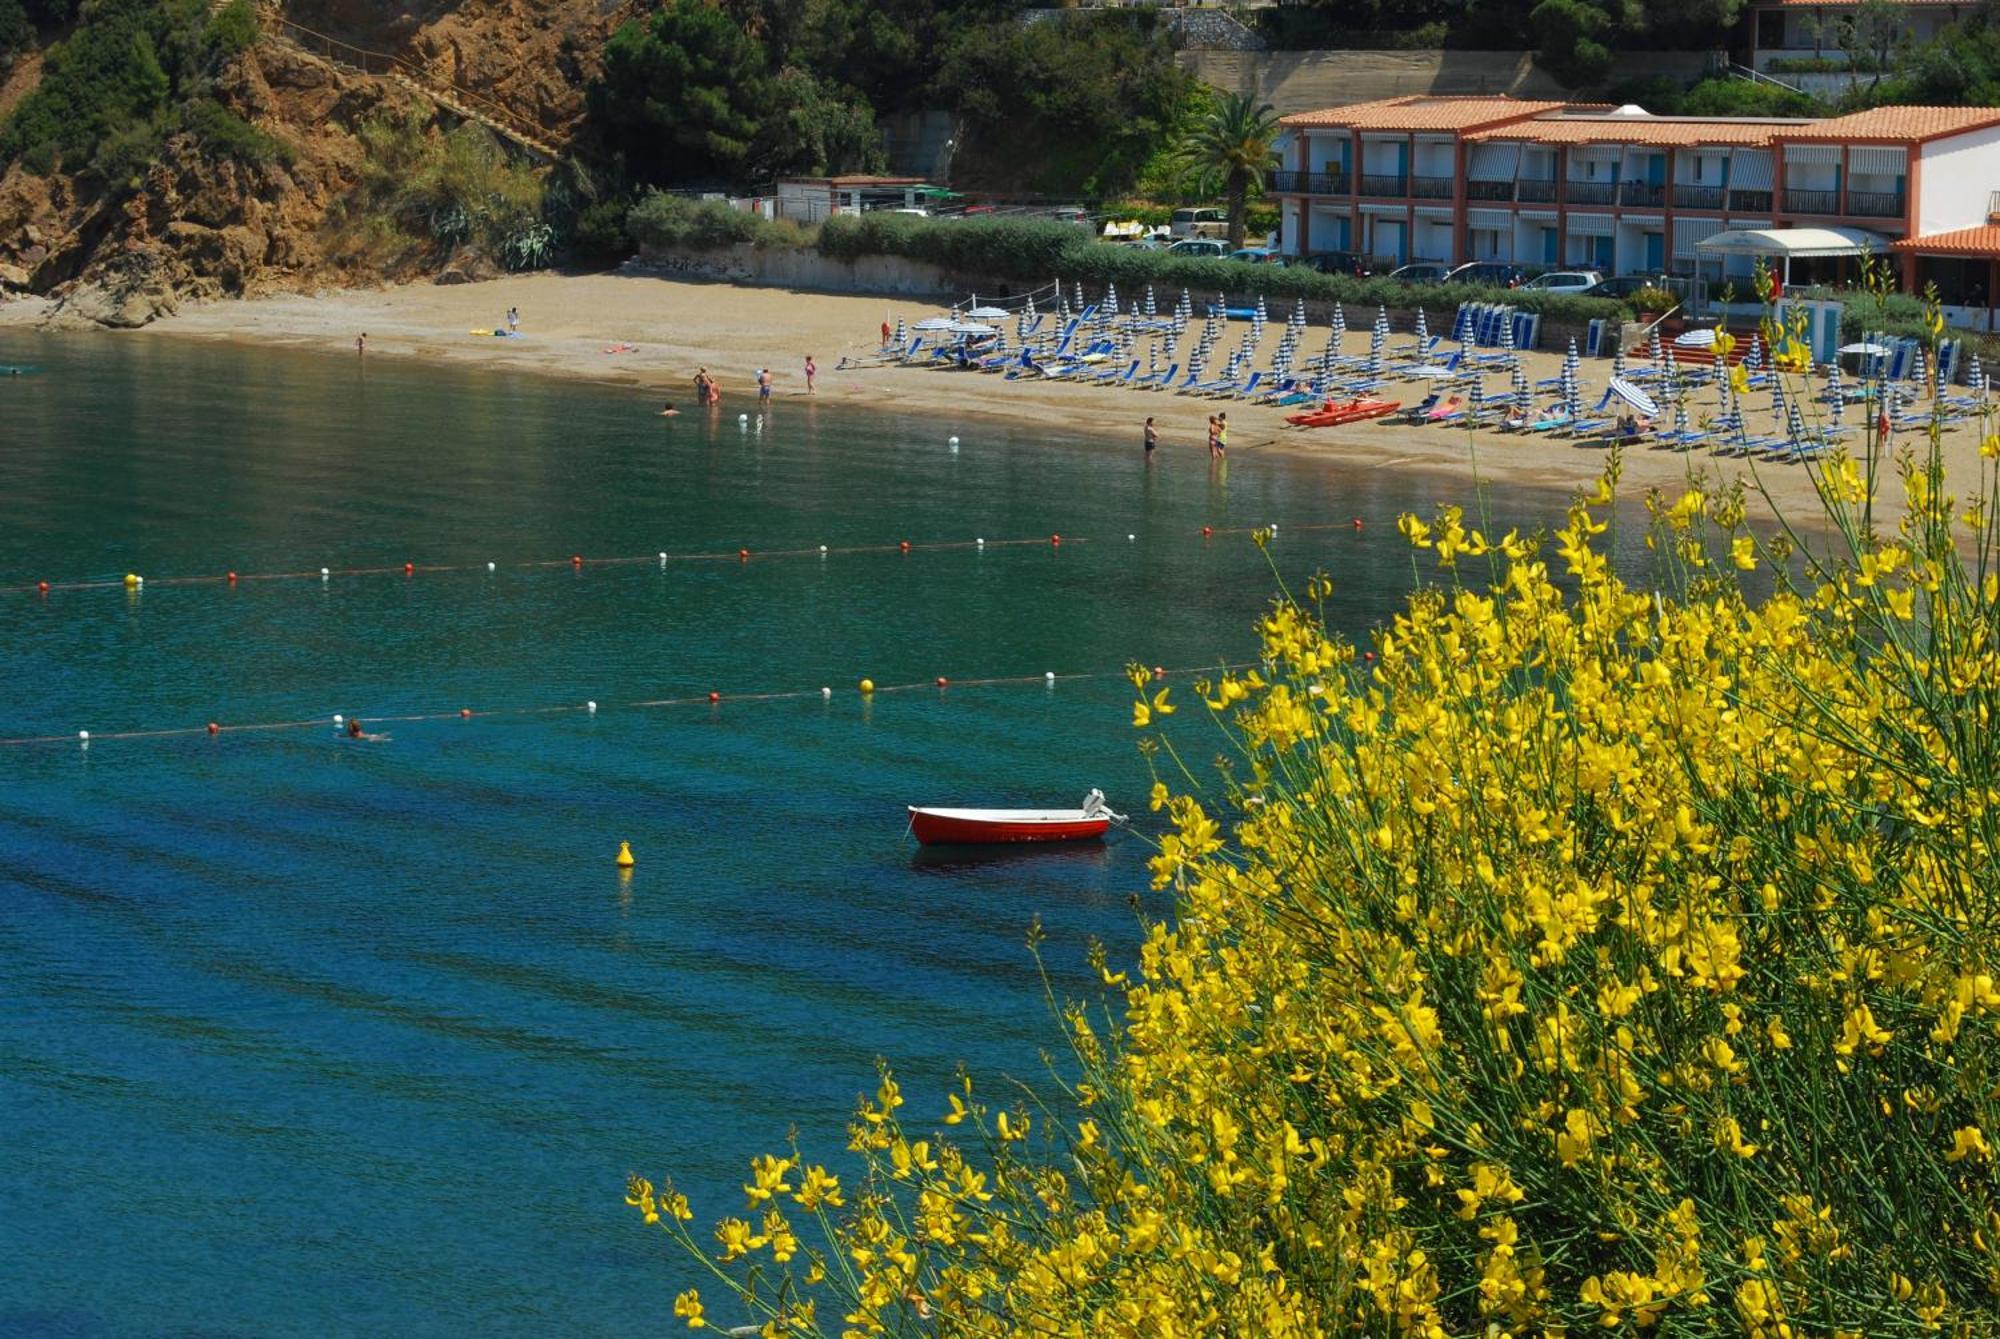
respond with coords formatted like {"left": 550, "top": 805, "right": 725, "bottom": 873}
{"left": 344, "top": 717, "right": 388, "bottom": 742}
{"left": 659, "top": 402, "right": 679, "bottom": 416}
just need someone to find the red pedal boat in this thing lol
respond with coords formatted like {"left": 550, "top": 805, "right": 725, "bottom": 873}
{"left": 908, "top": 789, "right": 1127, "bottom": 846}
{"left": 1285, "top": 397, "right": 1401, "bottom": 428}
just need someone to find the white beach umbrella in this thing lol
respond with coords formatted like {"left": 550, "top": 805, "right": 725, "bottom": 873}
{"left": 947, "top": 321, "right": 997, "bottom": 335}
{"left": 965, "top": 305, "right": 1008, "bottom": 319}
{"left": 1673, "top": 327, "right": 1718, "bottom": 348}
{"left": 915, "top": 316, "right": 959, "bottom": 331}
{"left": 1609, "top": 376, "right": 1658, "bottom": 418}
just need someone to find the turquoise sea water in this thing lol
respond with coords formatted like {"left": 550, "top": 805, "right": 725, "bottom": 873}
{"left": 0, "top": 332, "right": 1593, "bottom": 1337}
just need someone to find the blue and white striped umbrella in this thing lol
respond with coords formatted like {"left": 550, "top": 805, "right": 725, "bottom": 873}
{"left": 1289, "top": 297, "right": 1307, "bottom": 333}
{"left": 1145, "top": 286, "right": 1157, "bottom": 318}
{"left": 1611, "top": 343, "right": 1627, "bottom": 380}
{"left": 1825, "top": 362, "right": 1845, "bottom": 427}
{"left": 1914, "top": 346, "right": 1929, "bottom": 395}
{"left": 1255, "top": 294, "right": 1269, "bottom": 327}
{"left": 1074, "top": 281, "right": 1086, "bottom": 312}
{"left": 1332, "top": 303, "right": 1347, "bottom": 345}
{"left": 1648, "top": 325, "right": 1663, "bottom": 366}
{"left": 1746, "top": 333, "right": 1763, "bottom": 372}
{"left": 1674, "top": 395, "right": 1689, "bottom": 439}
{"left": 892, "top": 317, "right": 907, "bottom": 346}
{"left": 1512, "top": 364, "right": 1531, "bottom": 416}
{"left": 1413, "top": 307, "right": 1429, "bottom": 350}
{"left": 1105, "top": 283, "right": 1119, "bottom": 315}
{"left": 1787, "top": 394, "right": 1809, "bottom": 446}
{"left": 1969, "top": 351, "right": 1984, "bottom": 391}
{"left": 1468, "top": 378, "right": 1485, "bottom": 418}
{"left": 1499, "top": 310, "right": 1516, "bottom": 356}
{"left": 1770, "top": 373, "right": 1789, "bottom": 423}
{"left": 1369, "top": 312, "right": 1387, "bottom": 363}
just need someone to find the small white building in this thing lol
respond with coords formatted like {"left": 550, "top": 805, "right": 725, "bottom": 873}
{"left": 773, "top": 176, "right": 935, "bottom": 224}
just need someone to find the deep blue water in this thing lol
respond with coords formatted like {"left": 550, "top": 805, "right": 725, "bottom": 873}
{"left": 0, "top": 332, "right": 1581, "bottom": 1336}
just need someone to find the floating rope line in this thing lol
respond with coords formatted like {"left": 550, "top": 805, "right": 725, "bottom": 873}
{"left": 3, "top": 534, "right": 1089, "bottom": 597}
{"left": 0, "top": 662, "right": 1274, "bottom": 750}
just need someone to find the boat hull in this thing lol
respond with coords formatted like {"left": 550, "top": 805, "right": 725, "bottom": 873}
{"left": 908, "top": 808, "right": 1112, "bottom": 846}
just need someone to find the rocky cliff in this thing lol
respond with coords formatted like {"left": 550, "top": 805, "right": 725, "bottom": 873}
{"left": 0, "top": 0, "right": 616, "bottom": 325}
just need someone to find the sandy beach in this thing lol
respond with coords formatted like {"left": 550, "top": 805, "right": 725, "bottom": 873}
{"left": 4, "top": 268, "right": 1981, "bottom": 522}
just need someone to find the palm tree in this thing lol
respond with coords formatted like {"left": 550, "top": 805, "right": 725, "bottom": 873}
{"left": 1175, "top": 93, "right": 1281, "bottom": 250}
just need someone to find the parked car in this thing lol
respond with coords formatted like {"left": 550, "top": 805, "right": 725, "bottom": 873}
{"left": 1581, "top": 275, "right": 1662, "bottom": 299}
{"left": 1389, "top": 262, "right": 1450, "bottom": 283}
{"left": 1168, "top": 238, "right": 1229, "bottom": 258}
{"left": 1444, "top": 261, "right": 1535, "bottom": 288}
{"left": 1229, "top": 247, "right": 1280, "bottom": 264}
{"left": 1518, "top": 270, "right": 1604, "bottom": 293}
{"left": 1170, "top": 207, "right": 1229, "bottom": 240}
{"left": 1299, "top": 250, "right": 1374, "bottom": 277}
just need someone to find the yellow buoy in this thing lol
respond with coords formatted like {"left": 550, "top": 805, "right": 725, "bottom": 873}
{"left": 615, "top": 841, "right": 635, "bottom": 868}
{"left": 123, "top": 573, "right": 141, "bottom": 588}
{"left": 859, "top": 678, "right": 875, "bottom": 694}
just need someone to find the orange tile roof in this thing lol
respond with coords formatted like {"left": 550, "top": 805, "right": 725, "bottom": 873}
{"left": 1891, "top": 224, "right": 2000, "bottom": 256}
{"left": 1280, "top": 96, "right": 1568, "bottom": 133}
{"left": 1782, "top": 106, "right": 2000, "bottom": 142}
{"left": 1467, "top": 117, "right": 1799, "bottom": 147}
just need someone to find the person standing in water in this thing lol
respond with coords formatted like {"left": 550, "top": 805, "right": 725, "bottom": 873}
{"left": 1214, "top": 412, "right": 1229, "bottom": 458}
{"left": 758, "top": 368, "right": 772, "bottom": 402}
{"left": 1144, "top": 416, "right": 1158, "bottom": 461}
{"left": 804, "top": 355, "right": 817, "bottom": 393}
{"left": 357, "top": 332, "right": 367, "bottom": 357}
{"left": 1206, "top": 415, "right": 1219, "bottom": 457}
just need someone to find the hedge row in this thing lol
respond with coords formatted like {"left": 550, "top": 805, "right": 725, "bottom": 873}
{"left": 815, "top": 213, "right": 1632, "bottom": 325}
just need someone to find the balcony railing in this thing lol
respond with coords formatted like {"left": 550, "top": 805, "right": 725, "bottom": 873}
{"left": 1845, "top": 189, "right": 1904, "bottom": 218}
{"left": 1270, "top": 169, "right": 1349, "bottom": 196}
{"left": 1517, "top": 179, "right": 1557, "bottom": 203}
{"left": 1566, "top": 181, "right": 1614, "bottom": 205}
{"left": 1619, "top": 182, "right": 1667, "bottom": 208}
{"left": 1785, "top": 188, "right": 1840, "bottom": 214}
{"left": 1673, "top": 184, "right": 1725, "bottom": 211}
{"left": 1466, "top": 179, "right": 1514, "bottom": 201}
{"left": 1359, "top": 173, "right": 1408, "bottom": 197}
{"left": 1410, "top": 174, "right": 1454, "bottom": 200}
{"left": 1729, "top": 188, "right": 1774, "bottom": 212}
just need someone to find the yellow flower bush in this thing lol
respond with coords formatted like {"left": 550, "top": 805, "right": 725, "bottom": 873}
{"left": 631, "top": 293, "right": 2000, "bottom": 1335}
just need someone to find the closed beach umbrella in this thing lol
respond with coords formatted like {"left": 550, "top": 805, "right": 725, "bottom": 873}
{"left": 1611, "top": 343, "right": 1627, "bottom": 380}
{"left": 1770, "top": 373, "right": 1788, "bottom": 423}
{"left": 1499, "top": 310, "right": 1516, "bottom": 361}
{"left": 1413, "top": 306, "right": 1429, "bottom": 350}
{"left": 1674, "top": 395, "right": 1689, "bottom": 439}
{"left": 1333, "top": 303, "right": 1347, "bottom": 345}
{"left": 1145, "top": 286, "right": 1157, "bottom": 318}
{"left": 1608, "top": 376, "right": 1658, "bottom": 419}
{"left": 1468, "top": 378, "right": 1485, "bottom": 420}
{"left": 1512, "top": 364, "right": 1531, "bottom": 417}
{"left": 1075, "top": 281, "right": 1087, "bottom": 312}
{"left": 1787, "top": 394, "right": 1809, "bottom": 447}
{"left": 1968, "top": 351, "right": 1983, "bottom": 392}
{"left": 1914, "top": 346, "right": 1930, "bottom": 396}
{"left": 892, "top": 317, "right": 908, "bottom": 346}
{"left": 1105, "top": 282, "right": 1119, "bottom": 315}
{"left": 1745, "top": 333, "right": 1763, "bottom": 372}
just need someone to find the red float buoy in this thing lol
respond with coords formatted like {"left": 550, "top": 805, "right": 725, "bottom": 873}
{"left": 936, "top": 676, "right": 948, "bottom": 688}
{"left": 708, "top": 691, "right": 721, "bottom": 704}
{"left": 206, "top": 722, "right": 220, "bottom": 736}
{"left": 1051, "top": 533, "right": 1062, "bottom": 546}
{"left": 226, "top": 571, "right": 238, "bottom": 585}
{"left": 1364, "top": 652, "right": 1375, "bottom": 662}
{"left": 403, "top": 561, "right": 415, "bottom": 576}
{"left": 738, "top": 549, "right": 749, "bottom": 562}
{"left": 1353, "top": 518, "right": 1363, "bottom": 530}
{"left": 571, "top": 554, "right": 583, "bottom": 568}
{"left": 36, "top": 580, "right": 48, "bottom": 595}
{"left": 1201, "top": 526, "right": 1213, "bottom": 538}
{"left": 459, "top": 708, "right": 472, "bottom": 718}
{"left": 900, "top": 540, "right": 911, "bottom": 553}
{"left": 1153, "top": 666, "right": 1166, "bottom": 679}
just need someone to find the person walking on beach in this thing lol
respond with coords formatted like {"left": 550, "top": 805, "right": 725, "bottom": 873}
{"left": 758, "top": 368, "right": 772, "bottom": 402}
{"left": 880, "top": 317, "right": 892, "bottom": 348}
{"left": 506, "top": 306, "right": 519, "bottom": 333}
{"left": 804, "top": 355, "right": 817, "bottom": 393}
{"left": 1144, "top": 416, "right": 1158, "bottom": 461}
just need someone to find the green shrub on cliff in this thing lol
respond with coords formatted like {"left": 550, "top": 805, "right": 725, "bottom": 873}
{"left": 625, "top": 192, "right": 805, "bottom": 251}
{"left": 329, "top": 111, "right": 548, "bottom": 272}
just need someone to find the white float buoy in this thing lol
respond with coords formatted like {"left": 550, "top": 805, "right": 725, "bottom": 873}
{"left": 975, "top": 537, "right": 985, "bottom": 547}
{"left": 1045, "top": 671, "right": 1056, "bottom": 682}
{"left": 320, "top": 567, "right": 330, "bottom": 580}
{"left": 658, "top": 552, "right": 667, "bottom": 561}
{"left": 586, "top": 700, "right": 598, "bottom": 715}
{"left": 332, "top": 715, "right": 344, "bottom": 725}
{"left": 820, "top": 686, "right": 832, "bottom": 700}
{"left": 819, "top": 544, "right": 828, "bottom": 553}
{"left": 487, "top": 561, "right": 496, "bottom": 572}
{"left": 948, "top": 435, "right": 960, "bottom": 447}
{"left": 1128, "top": 533, "right": 1136, "bottom": 541}
{"left": 77, "top": 730, "right": 89, "bottom": 741}
{"left": 739, "top": 413, "right": 749, "bottom": 423}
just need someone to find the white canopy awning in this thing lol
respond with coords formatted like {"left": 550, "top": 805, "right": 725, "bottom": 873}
{"left": 1695, "top": 226, "right": 1888, "bottom": 259}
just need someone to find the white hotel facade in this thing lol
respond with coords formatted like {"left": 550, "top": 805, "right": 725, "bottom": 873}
{"left": 1273, "top": 97, "right": 2000, "bottom": 317}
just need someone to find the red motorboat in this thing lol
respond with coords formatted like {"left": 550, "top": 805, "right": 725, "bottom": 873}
{"left": 907, "top": 789, "right": 1126, "bottom": 846}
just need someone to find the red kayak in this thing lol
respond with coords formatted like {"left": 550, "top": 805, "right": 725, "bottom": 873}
{"left": 1285, "top": 397, "right": 1401, "bottom": 428}
{"left": 907, "top": 789, "right": 1126, "bottom": 846}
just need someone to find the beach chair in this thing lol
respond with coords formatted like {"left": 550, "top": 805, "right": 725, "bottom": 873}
{"left": 1087, "top": 359, "right": 1140, "bottom": 386}
{"left": 1131, "top": 362, "right": 1178, "bottom": 390}
{"left": 1393, "top": 393, "right": 1441, "bottom": 424}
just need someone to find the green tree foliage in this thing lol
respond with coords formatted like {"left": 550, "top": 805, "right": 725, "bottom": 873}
{"left": 0, "top": 0, "right": 289, "bottom": 180}
{"left": 749, "top": 66, "right": 886, "bottom": 180}
{"left": 588, "top": 0, "right": 769, "bottom": 186}
{"left": 1858, "top": 1, "right": 2000, "bottom": 105}
{"left": 1172, "top": 92, "right": 1278, "bottom": 249}
{"left": 934, "top": 14, "right": 1197, "bottom": 197}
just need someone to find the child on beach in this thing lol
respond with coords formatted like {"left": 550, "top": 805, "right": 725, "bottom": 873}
{"left": 506, "top": 306, "right": 519, "bottom": 332}
{"left": 804, "top": 355, "right": 817, "bottom": 393}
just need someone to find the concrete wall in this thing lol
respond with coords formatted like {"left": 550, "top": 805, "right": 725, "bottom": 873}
{"left": 1919, "top": 122, "right": 2000, "bottom": 235}
{"left": 1181, "top": 49, "right": 1715, "bottom": 113}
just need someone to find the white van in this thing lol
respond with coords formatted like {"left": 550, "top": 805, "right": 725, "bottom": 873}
{"left": 1170, "top": 207, "right": 1228, "bottom": 240}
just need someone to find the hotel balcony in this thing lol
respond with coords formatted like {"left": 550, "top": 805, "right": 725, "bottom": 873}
{"left": 1359, "top": 172, "right": 1408, "bottom": 197}
{"left": 1673, "top": 184, "right": 1725, "bottom": 211}
{"left": 1410, "top": 174, "right": 1454, "bottom": 200}
{"left": 1845, "top": 189, "right": 1905, "bottom": 219}
{"left": 1566, "top": 181, "right": 1614, "bottom": 205}
{"left": 1619, "top": 182, "right": 1666, "bottom": 208}
{"left": 1517, "top": 179, "right": 1557, "bottom": 203}
{"left": 1466, "top": 179, "right": 1514, "bottom": 202}
{"left": 1729, "top": 188, "right": 1774, "bottom": 212}
{"left": 1270, "top": 169, "right": 1348, "bottom": 196}
{"left": 1785, "top": 187, "right": 1840, "bottom": 215}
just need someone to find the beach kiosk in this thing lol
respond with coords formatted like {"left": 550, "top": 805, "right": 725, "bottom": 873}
{"left": 1695, "top": 225, "right": 1886, "bottom": 365}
